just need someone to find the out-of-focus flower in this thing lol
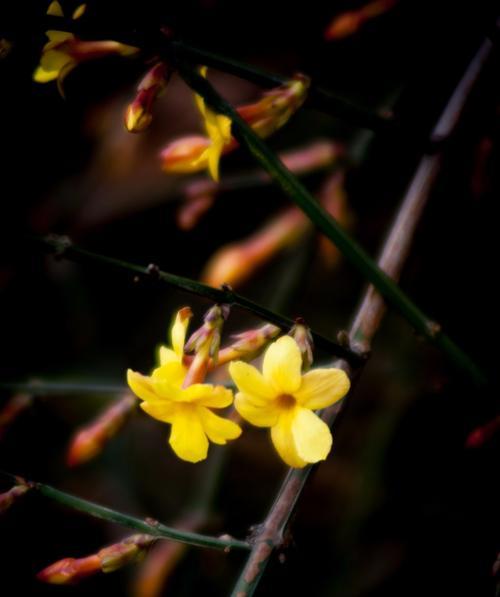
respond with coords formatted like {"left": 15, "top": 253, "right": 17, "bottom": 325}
{"left": 127, "top": 305, "right": 240, "bottom": 463}
{"left": 161, "top": 73, "right": 310, "bottom": 180}
{"left": 125, "top": 62, "right": 171, "bottom": 133}
{"left": 324, "top": 0, "right": 397, "bottom": 41}
{"left": 203, "top": 207, "right": 309, "bottom": 288}
{"left": 33, "top": 31, "right": 138, "bottom": 95}
{"left": 0, "top": 394, "right": 32, "bottom": 440}
{"left": 229, "top": 336, "right": 350, "bottom": 468}
{"left": 0, "top": 479, "right": 32, "bottom": 514}
{"left": 37, "top": 534, "right": 155, "bottom": 584}
{"left": 66, "top": 394, "right": 136, "bottom": 467}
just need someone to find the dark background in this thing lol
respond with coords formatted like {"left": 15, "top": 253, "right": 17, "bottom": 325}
{"left": 1, "top": 1, "right": 499, "bottom": 595}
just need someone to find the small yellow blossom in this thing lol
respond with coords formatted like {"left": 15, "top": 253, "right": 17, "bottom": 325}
{"left": 47, "top": 1, "right": 64, "bottom": 17}
{"left": 127, "top": 306, "right": 240, "bottom": 463}
{"left": 127, "top": 366, "right": 241, "bottom": 463}
{"left": 229, "top": 335, "right": 350, "bottom": 468}
{"left": 191, "top": 67, "right": 232, "bottom": 181}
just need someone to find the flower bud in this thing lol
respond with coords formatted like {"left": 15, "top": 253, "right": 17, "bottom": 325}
{"left": 0, "top": 479, "right": 32, "bottom": 514}
{"left": 67, "top": 394, "right": 136, "bottom": 467}
{"left": 98, "top": 534, "right": 155, "bottom": 573}
{"left": 37, "top": 556, "right": 101, "bottom": 584}
{"left": 289, "top": 319, "right": 314, "bottom": 371}
{"left": 125, "top": 62, "right": 171, "bottom": 133}
{"left": 0, "top": 393, "right": 32, "bottom": 439}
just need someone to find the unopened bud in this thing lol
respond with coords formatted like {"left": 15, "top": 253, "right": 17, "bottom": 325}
{"left": 0, "top": 393, "right": 32, "bottom": 439}
{"left": 67, "top": 394, "right": 136, "bottom": 467}
{"left": 37, "top": 535, "right": 155, "bottom": 584}
{"left": 289, "top": 319, "right": 314, "bottom": 371}
{"left": 0, "top": 479, "right": 32, "bottom": 514}
{"left": 125, "top": 62, "right": 171, "bottom": 133}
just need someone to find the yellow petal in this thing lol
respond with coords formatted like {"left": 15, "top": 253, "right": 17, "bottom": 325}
{"left": 198, "top": 407, "right": 241, "bottom": 444}
{"left": 229, "top": 361, "right": 276, "bottom": 401}
{"left": 72, "top": 3, "right": 87, "bottom": 20}
{"left": 291, "top": 407, "right": 332, "bottom": 463}
{"left": 171, "top": 307, "right": 192, "bottom": 358}
{"left": 152, "top": 362, "right": 186, "bottom": 388}
{"left": 169, "top": 405, "right": 208, "bottom": 462}
{"left": 182, "top": 384, "right": 233, "bottom": 408}
{"left": 33, "top": 65, "right": 58, "bottom": 82}
{"left": 235, "top": 392, "right": 280, "bottom": 428}
{"left": 270, "top": 410, "right": 307, "bottom": 468}
{"left": 140, "top": 400, "right": 176, "bottom": 423}
{"left": 127, "top": 369, "right": 158, "bottom": 402}
{"left": 47, "top": 1, "right": 64, "bottom": 17}
{"left": 40, "top": 48, "right": 71, "bottom": 73}
{"left": 45, "top": 30, "right": 74, "bottom": 44}
{"left": 263, "top": 336, "right": 302, "bottom": 394}
{"left": 294, "top": 368, "right": 350, "bottom": 410}
{"left": 157, "top": 345, "right": 178, "bottom": 366}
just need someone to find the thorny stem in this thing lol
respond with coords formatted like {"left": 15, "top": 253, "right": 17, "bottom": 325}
{"left": 229, "top": 29, "right": 495, "bottom": 596}
{"left": 33, "top": 235, "right": 363, "bottom": 365}
{"left": 177, "top": 61, "right": 487, "bottom": 388}
{"left": 0, "top": 472, "right": 250, "bottom": 552}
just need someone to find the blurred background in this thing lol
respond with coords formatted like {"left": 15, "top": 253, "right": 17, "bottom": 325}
{"left": 1, "top": 0, "right": 499, "bottom": 595}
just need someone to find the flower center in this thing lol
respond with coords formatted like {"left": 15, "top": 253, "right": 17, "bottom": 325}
{"left": 276, "top": 394, "right": 296, "bottom": 410}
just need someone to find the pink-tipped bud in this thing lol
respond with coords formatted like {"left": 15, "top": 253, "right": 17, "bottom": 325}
{"left": 324, "top": 0, "right": 397, "bottom": 41}
{"left": 67, "top": 394, "right": 136, "bottom": 467}
{"left": 183, "top": 305, "right": 230, "bottom": 385}
{"left": 0, "top": 393, "right": 32, "bottom": 439}
{"left": 0, "top": 479, "right": 32, "bottom": 514}
{"left": 216, "top": 323, "right": 281, "bottom": 366}
{"left": 203, "top": 207, "right": 308, "bottom": 288}
{"left": 289, "top": 319, "right": 314, "bottom": 371}
{"left": 466, "top": 415, "right": 500, "bottom": 448}
{"left": 125, "top": 62, "right": 170, "bottom": 133}
{"left": 37, "top": 535, "right": 155, "bottom": 584}
{"left": 37, "top": 555, "right": 101, "bottom": 584}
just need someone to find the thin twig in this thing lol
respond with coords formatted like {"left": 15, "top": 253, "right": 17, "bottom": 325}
{"left": 0, "top": 472, "right": 250, "bottom": 552}
{"left": 229, "top": 30, "right": 495, "bottom": 596}
{"left": 177, "top": 61, "right": 487, "bottom": 387}
{"left": 0, "top": 381, "right": 126, "bottom": 396}
{"left": 33, "top": 234, "right": 363, "bottom": 364}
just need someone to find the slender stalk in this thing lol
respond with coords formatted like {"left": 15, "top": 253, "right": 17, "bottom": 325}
{"left": 33, "top": 235, "right": 362, "bottom": 364}
{"left": 229, "top": 31, "right": 495, "bottom": 596}
{"left": 0, "top": 381, "right": 126, "bottom": 396}
{"left": 0, "top": 472, "right": 250, "bottom": 551}
{"left": 177, "top": 62, "right": 487, "bottom": 387}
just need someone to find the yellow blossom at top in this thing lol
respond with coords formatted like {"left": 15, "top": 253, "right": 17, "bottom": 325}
{"left": 157, "top": 306, "right": 192, "bottom": 368}
{"left": 191, "top": 67, "right": 232, "bottom": 182}
{"left": 229, "top": 335, "right": 350, "bottom": 468}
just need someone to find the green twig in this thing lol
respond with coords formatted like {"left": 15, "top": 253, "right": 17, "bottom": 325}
{"left": 33, "top": 234, "right": 362, "bottom": 364}
{"left": 0, "top": 472, "right": 250, "bottom": 551}
{"left": 176, "top": 62, "right": 487, "bottom": 387}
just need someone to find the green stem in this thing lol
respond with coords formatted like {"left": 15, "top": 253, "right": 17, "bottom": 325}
{"left": 33, "top": 235, "right": 362, "bottom": 364}
{"left": 176, "top": 63, "right": 487, "bottom": 387}
{"left": 0, "top": 472, "right": 249, "bottom": 551}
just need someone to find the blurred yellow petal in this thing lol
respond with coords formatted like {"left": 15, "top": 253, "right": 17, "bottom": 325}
{"left": 40, "top": 48, "right": 71, "bottom": 72}
{"left": 140, "top": 400, "right": 176, "bottom": 424}
{"left": 235, "top": 392, "right": 280, "bottom": 427}
{"left": 33, "top": 65, "right": 58, "bottom": 82}
{"left": 183, "top": 384, "right": 233, "bottom": 408}
{"left": 263, "top": 335, "right": 302, "bottom": 394}
{"left": 198, "top": 407, "right": 241, "bottom": 444}
{"left": 72, "top": 3, "right": 87, "bottom": 19}
{"left": 270, "top": 410, "right": 307, "bottom": 468}
{"left": 169, "top": 406, "right": 208, "bottom": 462}
{"left": 157, "top": 346, "right": 178, "bottom": 366}
{"left": 47, "top": 1, "right": 64, "bottom": 17}
{"left": 171, "top": 307, "right": 192, "bottom": 358}
{"left": 46, "top": 30, "right": 74, "bottom": 44}
{"left": 291, "top": 407, "right": 332, "bottom": 463}
{"left": 294, "top": 368, "right": 350, "bottom": 409}
{"left": 127, "top": 369, "right": 158, "bottom": 402}
{"left": 229, "top": 361, "right": 276, "bottom": 401}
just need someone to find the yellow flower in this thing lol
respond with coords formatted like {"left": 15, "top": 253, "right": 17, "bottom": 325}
{"left": 191, "top": 67, "right": 232, "bottom": 182}
{"left": 33, "top": 31, "right": 138, "bottom": 95}
{"left": 229, "top": 335, "right": 350, "bottom": 468}
{"left": 127, "top": 306, "right": 241, "bottom": 463}
{"left": 127, "top": 366, "right": 241, "bottom": 463}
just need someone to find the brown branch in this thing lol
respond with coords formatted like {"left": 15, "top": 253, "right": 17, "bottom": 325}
{"left": 230, "top": 27, "right": 496, "bottom": 596}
